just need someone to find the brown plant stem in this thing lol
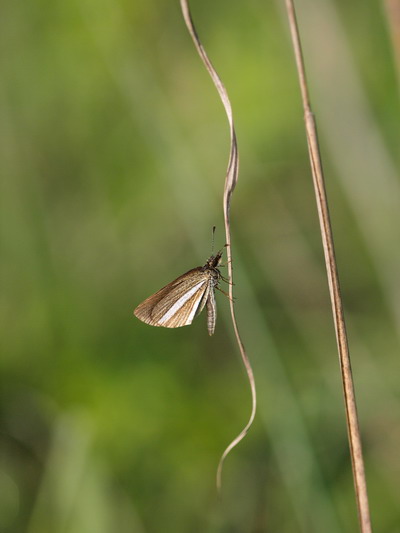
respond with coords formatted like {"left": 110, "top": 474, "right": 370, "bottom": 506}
{"left": 285, "top": 1, "right": 372, "bottom": 532}
{"left": 180, "top": 0, "right": 257, "bottom": 493}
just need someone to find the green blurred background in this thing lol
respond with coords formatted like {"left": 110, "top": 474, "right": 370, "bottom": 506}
{"left": 1, "top": 0, "right": 400, "bottom": 531}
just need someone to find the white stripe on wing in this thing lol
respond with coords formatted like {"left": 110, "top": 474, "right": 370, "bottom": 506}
{"left": 186, "top": 283, "right": 210, "bottom": 324}
{"left": 158, "top": 280, "right": 206, "bottom": 324}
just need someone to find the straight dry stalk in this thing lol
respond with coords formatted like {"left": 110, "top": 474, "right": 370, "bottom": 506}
{"left": 285, "top": 1, "right": 372, "bottom": 532}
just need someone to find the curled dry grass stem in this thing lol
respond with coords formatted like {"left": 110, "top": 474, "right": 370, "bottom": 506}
{"left": 285, "top": 1, "right": 372, "bottom": 531}
{"left": 180, "top": 0, "right": 257, "bottom": 493}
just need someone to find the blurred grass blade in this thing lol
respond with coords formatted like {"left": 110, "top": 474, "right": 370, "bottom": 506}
{"left": 27, "top": 413, "right": 145, "bottom": 533}
{"left": 384, "top": 0, "right": 400, "bottom": 89}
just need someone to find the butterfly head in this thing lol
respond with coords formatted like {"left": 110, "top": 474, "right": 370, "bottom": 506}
{"left": 204, "top": 250, "right": 223, "bottom": 270}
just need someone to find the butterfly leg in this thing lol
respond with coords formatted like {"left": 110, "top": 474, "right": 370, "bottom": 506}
{"left": 220, "top": 273, "right": 234, "bottom": 285}
{"left": 216, "top": 286, "right": 235, "bottom": 302}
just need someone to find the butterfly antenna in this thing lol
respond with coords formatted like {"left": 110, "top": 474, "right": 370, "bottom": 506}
{"left": 211, "top": 226, "right": 216, "bottom": 254}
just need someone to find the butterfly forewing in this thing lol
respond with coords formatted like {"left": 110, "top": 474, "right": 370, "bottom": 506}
{"left": 158, "top": 281, "right": 210, "bottom": 328}
{"left": 134, "top": 268, "right": 211, "bottom": 329}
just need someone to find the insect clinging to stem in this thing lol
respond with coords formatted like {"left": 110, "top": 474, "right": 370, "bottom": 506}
{"left": 134, "top": 230, "right": 229, "bottom": 335}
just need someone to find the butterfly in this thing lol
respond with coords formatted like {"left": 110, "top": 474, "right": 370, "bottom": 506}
{"left": 134, "top": 250, "right": 224, "bottom": 335}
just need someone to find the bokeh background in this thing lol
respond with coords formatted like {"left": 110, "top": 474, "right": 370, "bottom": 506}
{"left": 1, "top": 0, "right": 400, "bottom": 531}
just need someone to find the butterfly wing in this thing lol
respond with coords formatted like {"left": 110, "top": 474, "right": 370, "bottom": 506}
{"left": 134, "top": 268, "right": 211, "bottom": 329}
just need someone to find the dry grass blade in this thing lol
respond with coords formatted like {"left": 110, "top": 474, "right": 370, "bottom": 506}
{"left": 285, "top": 1, "right": 372, "bottom": 531}
{"left": 180, "top": 0, "right": 256, "bottom": 492}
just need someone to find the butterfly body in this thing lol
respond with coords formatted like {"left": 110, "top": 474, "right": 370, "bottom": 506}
{"left": 134, "top": 251, "right": 223, "bottom": 335}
